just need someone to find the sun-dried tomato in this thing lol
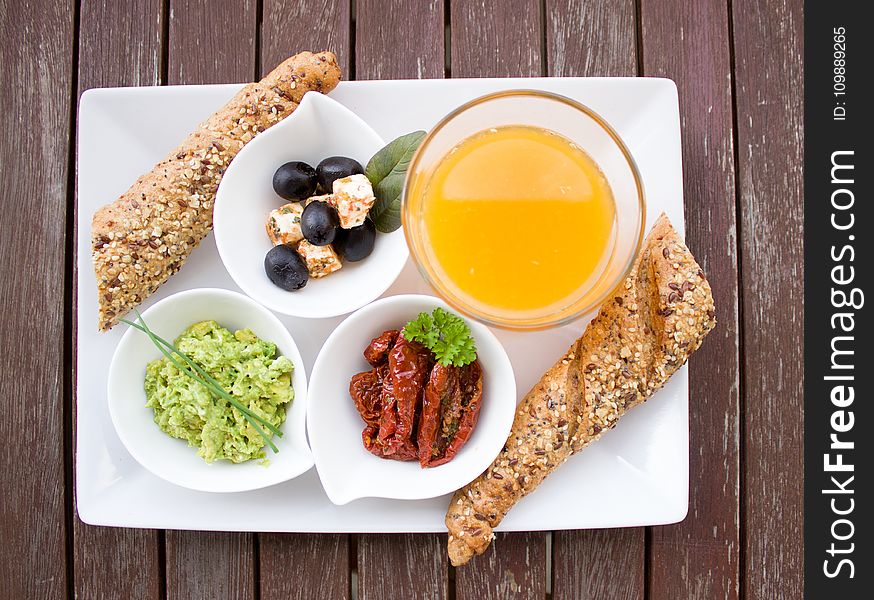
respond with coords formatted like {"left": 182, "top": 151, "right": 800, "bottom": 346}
{"left": 373, "top": 332, "right": 432, "bottom": 461}
{"left": 362, "top": 425, "right": 379, "bottom": 453}
{"left": 363, "top": 329, "right": 400, "bottom": 367}
{"left": 349, "top": 364, "right": 387, "bottom": 427}
{"left": 417, "top": 360, "right": 483, "bottom": 468}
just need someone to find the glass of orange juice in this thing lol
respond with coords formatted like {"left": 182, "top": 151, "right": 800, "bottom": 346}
{"left": 403, "top": 90, "right": 646, "bottom": 330}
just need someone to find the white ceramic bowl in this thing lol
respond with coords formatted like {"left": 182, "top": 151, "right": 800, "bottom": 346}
{"left": 214, "top": 92, "right": 409, "bottom": 318}
{"left": 108, "top": 288, "right": 312, "bottom": 493}
{"left": 308, "top": 294, "right": 516, "bottom": 505}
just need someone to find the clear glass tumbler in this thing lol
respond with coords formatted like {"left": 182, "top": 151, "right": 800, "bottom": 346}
{"left": 402, "top": 90, "right": 646, "bottom": 330}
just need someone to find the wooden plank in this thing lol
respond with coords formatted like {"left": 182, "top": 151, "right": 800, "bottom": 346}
{"left": 545, "top": 0, "right": 637, "bottom": 77}
{"left": 260, "top": 534, "right": 350, "bottom": 600}
{"left": 164, "top": 529, "right": 254, "bottom": 599}
{"left": 351, "top": 3, "right": 448, "bottom": 598}
{"left": 639, "top": 1, "right": 742, "bottom": 599}
{"left": 160, "top": 3, "right": 259, "bottom": 598}
{"left": 356, "top": 0, "right": 444, "bottom": 79}
{"left": 165, "top": 531, "right": 255, "bottom": 599}
{"left": 553, "top": 529, "right": 644, "bottom": 600}
{"left": 261, "top": 0, "right": 351, "bottom": 77}
{"left": 455, "top": 533, "right": 546, "bottom": 599}
{"left": 74, "top": 528, "right": 163, "bottom": 600}
{"left": 78, "top": 0, "right": 164, "bottom": 89}
{"left": 0, "top": 0, "right": 74, "bottom": 596}
{"left": 450, "top": 0, "right": 542, "bottom": 77}
{"left": 447, "top": 1, "right": 549, "bottom": 596}
{"left": 545, "top": 3, "right": 645, "bottom": 599}
{"left": 731, "top": 0, "right": 804, "bottom": 597}
{"left": 257, "top": 2, "right": 354, "bottom": 597}
{"left": 74, "top": 1, "right": 165, "bottom": 598}
{"left": 168, "top": 0, "right": 257, "bottom": 84}
{"left": 358, "top": 535, "right": 448, "bottom": 600}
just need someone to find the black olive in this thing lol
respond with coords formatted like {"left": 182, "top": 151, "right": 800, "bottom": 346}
{"left": 273, "top": 161, "right": 317, "bottom": 201}
{"left": 333, "top": 218, "right": 376, "bottom": 262}
{"left": 300, "top": 201, "right": 340, "bottom": 246}
{"left": 264, "top": 245, "right": 308, "bottom": 291}
{"left": 316, "top": 156, "right": 365, "bottom": 192}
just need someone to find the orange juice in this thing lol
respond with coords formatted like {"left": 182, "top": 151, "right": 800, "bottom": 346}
{"left": 418, "top": 125, "right": 616, "bottom": 316}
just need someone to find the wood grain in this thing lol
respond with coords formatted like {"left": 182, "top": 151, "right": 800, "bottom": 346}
{"left": 640, "top": 0, "right": 742, "bottom": 598}
{"left": 450, "top": 0, "right": 542, "bottom": 78}
{"left": 260, "top": 534, "right": 350, "bottom": 600}
{"left": 169, "top": 0, "right": 258, "bottom": 84}
{"left": 731, "top": 0, "right": 804, "bottom": 597}
{"left": 74, "top": 1, "right": 165, "bottom": 598}
{"left": 544, "top": 5, "right": 645, "bottom": 599}
{"left": 0, "top": 0, "right": 73, "bottom": 596}
{"left": 74, "top": 528, "right": 163, "bottom": 600}
{"left": 552, "top": 529, "right": 644, "bottom": 600}
{"left": 358, "top": 535, "right": 448, "bottom": 600}
{"left": 78, "top": 0, "right": 164, "bottom": 89}
{"left": 356, "top": 0, "right": 444, "bottom": 79}
{"left": 261, "top": 0, "right": 351, "bottom": 77}
{"left": 165, "top": 531, "right": 255, "bottom": 599}
{"left": 448, "top": 2, "right": 548, "bottom": 594}
{"left": 455, "top": 533, "right": 546, "bottom": 599}
{"left": 546, "top": 0, "right": 637, "bottom": 77}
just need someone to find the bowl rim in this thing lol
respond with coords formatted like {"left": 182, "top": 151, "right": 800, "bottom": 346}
{"left": 107, "top": 287, "right": 313, "bottom": 493}
{"left": 401, "top": 88, "right": 647, "bottom": 331}
{"left": 306, "top": 293, "right": 517, "bottom": 504}
{"left": 212, "top": 92, "right": 407, "bottom": 319}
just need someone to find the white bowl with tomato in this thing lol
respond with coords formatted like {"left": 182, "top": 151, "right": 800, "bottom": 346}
{"left": 307, "top": 294, "right": 516, "bottom": 505}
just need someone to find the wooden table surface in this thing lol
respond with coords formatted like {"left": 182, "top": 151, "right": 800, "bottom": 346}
{"left": 0, "top": 0, "right": 803, "bottom": 597}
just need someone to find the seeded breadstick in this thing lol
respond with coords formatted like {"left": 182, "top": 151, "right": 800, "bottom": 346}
{"left": 91, "top": 51, "right": 341, "bottom": 330}
{"left": 445, "top": 214, "right": 716, "bottom": 566}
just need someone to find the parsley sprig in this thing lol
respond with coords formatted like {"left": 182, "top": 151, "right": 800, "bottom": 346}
{"left": 403, "top": 307, "right": 477, "bottom": 367}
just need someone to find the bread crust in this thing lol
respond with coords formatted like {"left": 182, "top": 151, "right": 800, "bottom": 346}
{"left": 445, "top": 214, "right": 716, "bottom": 566}
{"left": 91, "top": 51, "right": 341, "bottom": 330}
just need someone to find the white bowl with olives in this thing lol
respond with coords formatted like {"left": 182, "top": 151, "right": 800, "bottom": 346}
{"left": 214, "top": 92, "right": 410, "bottom": 318}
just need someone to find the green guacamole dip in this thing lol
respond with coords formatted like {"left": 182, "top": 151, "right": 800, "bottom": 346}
{"left": 144, "top": 320, "right": 294, "bottom": 464}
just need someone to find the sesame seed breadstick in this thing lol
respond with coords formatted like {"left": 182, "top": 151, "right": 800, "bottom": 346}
{"left": 445, "top": 214, "right": 716, "bottom": 566}
{"left": 91, "top": 51, "right": 341, "bottom": 331}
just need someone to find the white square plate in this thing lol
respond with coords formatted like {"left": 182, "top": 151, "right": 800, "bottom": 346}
{"left": 76, "top": 77, "right": 686, "bottom": 532}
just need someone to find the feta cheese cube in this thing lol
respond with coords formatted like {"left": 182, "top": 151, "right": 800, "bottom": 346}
{"left": 332, "top": 174, "right": 375, "bottom": 229}
{"left": 304, "top": 194, "right": 334, "bottom": 207}
{"left": 297, "top": 240, "right": 342, "bottom": 278}
{"left": 266, "top": 202, "right": 304, "bottom": 246}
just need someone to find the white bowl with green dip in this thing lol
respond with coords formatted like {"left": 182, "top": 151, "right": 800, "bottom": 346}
{"left": 108, "top": 288, "right": 312, "bottom": 493}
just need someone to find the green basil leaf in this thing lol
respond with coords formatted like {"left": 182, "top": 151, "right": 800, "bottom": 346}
{"left": 366, "top": 131, "right": 426, "bottom": 233}
{"left": 366, "top": 130, "right": 426, "bottom": 185}
{"left": 369, "top": 173, "right": 405, "bottom": 233}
